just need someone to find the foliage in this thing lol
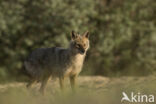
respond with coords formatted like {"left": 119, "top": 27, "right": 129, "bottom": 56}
{"left": 0, "top": 0, "right": 156, "bottom": 81}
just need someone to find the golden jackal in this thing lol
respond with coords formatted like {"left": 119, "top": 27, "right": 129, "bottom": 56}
{"left": 24, "top": 31, "right": 90, "bottom": 93}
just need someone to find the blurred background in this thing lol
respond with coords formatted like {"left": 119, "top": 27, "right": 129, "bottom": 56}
{"left": 0, "top": 0, "right": 156, "bottom": 82}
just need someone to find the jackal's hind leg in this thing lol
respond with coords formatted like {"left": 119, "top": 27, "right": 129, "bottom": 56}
{"left": 26, "top": 79, "right": 35, "bottom": 88}
{"left": 39, "top": 77, "right": 49, "bottom": 94}
{"left": 59, "top": 76, "right": 65, "bottom": 91}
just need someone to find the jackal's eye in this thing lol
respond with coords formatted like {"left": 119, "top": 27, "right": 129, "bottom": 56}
{"left": 76, "top": 44, "right": 81, "bottom": 48}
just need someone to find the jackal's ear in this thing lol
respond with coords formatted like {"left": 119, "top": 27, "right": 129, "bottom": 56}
{"left": 83, "top": 31, "right": 90, "bottom": 39}
{"left": 71, "top": 30, "right": 77, "bottom": 40}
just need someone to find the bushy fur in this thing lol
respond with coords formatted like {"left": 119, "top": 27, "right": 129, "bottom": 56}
{"left": 24, "top": 31, "right": 90, "bottom": 93}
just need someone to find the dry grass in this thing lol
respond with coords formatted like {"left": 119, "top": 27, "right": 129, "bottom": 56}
{"left": 0, "top": 75, "right": 156, "bottom": 104}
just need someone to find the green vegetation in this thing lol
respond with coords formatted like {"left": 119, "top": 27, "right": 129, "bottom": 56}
{"left": 0, "top": 0, "right": 156, "bottom": 81}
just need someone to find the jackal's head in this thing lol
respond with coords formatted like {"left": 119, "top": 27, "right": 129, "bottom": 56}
{"left": 70, "top": 31, "right": 90, "bottom": 55}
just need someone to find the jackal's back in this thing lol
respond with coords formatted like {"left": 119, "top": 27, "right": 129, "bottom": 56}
{"left": 24, "top": 47, "right": 71, "bottom": 78}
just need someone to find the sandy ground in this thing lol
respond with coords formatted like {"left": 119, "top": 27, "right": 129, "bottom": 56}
{"left": 0, "top": 76, "right": 156, "bottom": 104}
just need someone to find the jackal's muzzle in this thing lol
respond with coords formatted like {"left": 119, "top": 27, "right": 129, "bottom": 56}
{"left": 79, "top": 48, "right": 85, "bottom": 54}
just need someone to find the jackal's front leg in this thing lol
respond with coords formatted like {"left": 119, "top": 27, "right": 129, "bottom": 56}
{"left": 70, "top": 75, "right": 77, "bottom": 91}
